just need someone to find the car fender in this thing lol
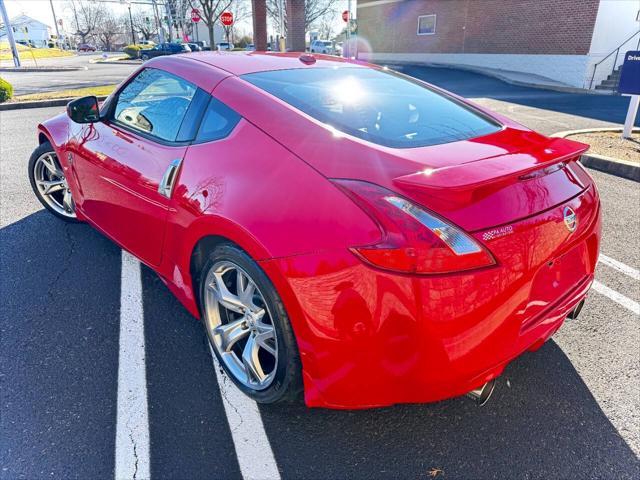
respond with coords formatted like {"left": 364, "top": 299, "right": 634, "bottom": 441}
{"left": 37, "top": 113, "right": 69, "bottom": 151}
{"left": 161, "top": 209, "right": 273, "bottom": 318}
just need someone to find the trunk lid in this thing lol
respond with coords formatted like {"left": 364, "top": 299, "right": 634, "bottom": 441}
{"left": 391, "top": 134, "right": 591, "bottom": 231}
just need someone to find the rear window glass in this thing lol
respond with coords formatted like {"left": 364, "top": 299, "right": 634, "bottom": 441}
{"left": 242, "top": 68, "right": 501, "bottom": 148}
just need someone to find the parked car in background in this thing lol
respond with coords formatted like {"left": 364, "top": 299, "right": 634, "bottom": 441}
{"left": 140, "top": 42, "right": 191, "bottom": 60}
{"left": 188, "top": 43, "right": 203, "bottom": 52}
{"left": 140, "top": 40, "right": 156, "bottom": 48}
{"left": 216, "top": 42, "right": 234, "bottom": 51}
{"left": 310, "top": 39, "right": 337, "bottom": 54}
{"left": 77, "top": 43, "right": 97, "bottom": 53}
{"left": 245, "top": 44, "right": 256, "bottom": 51}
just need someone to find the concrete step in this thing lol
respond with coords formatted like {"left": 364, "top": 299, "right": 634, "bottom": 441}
{"left": 599, "top": 79, "right": 620, "bottom": 87}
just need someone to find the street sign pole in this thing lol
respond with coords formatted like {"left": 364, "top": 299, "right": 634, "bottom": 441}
{"left": 347, "top": 0, "right": 351, "bottom": 56}
{"left": 0, "top": 0, "right": 20, "bottom": 67}
{"left": 622, "top": 95, "right": 639, "bottom": 139}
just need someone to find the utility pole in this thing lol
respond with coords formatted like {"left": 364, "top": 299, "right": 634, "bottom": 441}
{"left": 49, "top": 0, "right": 61, "bottom": 48}
{"left": 151, "top": 0, "right": 164, "bottom": 43}
{"left": 128, "top": 2, "right": 136, "bottom": 44}
{"left": 0, "top": 0, "right": 20, "bottom": 67}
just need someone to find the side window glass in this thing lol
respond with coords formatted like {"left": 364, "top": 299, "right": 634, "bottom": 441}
{"left": 195, "top": 96, "right": 241, "bottom": 143}
{"left": 113, "top": 68, "right": 197, "bottom": 142}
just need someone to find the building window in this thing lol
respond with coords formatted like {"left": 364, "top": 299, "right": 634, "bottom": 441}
{"left": 417, "top": 15, "right": 436, "bottom": 35}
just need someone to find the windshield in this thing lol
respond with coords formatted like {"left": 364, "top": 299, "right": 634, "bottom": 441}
{"left": 242, "top": 68, "right": 501, "bottom": 148}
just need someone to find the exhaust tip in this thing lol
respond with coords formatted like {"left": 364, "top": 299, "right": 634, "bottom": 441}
{"left": 466, "top": 379, "right": 496, "bottom": 406}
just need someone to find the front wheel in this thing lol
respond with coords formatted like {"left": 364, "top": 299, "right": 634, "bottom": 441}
{"left": 199, "top": 244, "right": 302, "bottom": 403}
{"left": 28, "top": 142, "right": 78, "bottom": 222}
{"left": 141, "top": 53, "right": 149, "bottom": 61}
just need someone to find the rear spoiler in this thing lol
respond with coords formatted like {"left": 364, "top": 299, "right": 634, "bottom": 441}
{"left": 393, "top": 137, "right": 589, "bottom": 192}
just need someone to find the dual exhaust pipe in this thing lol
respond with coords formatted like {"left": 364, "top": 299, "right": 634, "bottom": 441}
{"left": 465, "top": 378, "right": 496, "bottom": 406}
{"left": 465, "top": 299, "right": 585, "bottom": 407}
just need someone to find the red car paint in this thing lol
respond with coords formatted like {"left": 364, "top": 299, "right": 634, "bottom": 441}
{"left": 37, "top": 52, "right": 601, "bottom": 409}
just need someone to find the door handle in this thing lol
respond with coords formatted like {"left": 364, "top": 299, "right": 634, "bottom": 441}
{"left": 158, "top": 158, "right": 182, "bottom": 199}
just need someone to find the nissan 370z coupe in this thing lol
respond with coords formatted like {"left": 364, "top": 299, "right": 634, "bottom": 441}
{"left": 29, "top": 52, "right": 601, "bottom": 409}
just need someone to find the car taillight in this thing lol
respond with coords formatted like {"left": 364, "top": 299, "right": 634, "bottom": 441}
{"left": 332, "top": 179, "right": 495, "bottom": 274}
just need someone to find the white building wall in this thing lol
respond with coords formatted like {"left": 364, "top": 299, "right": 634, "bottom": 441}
{"left": 193, "top": 22, "right": 224, "bottom": 46}
{"left": 585, "top": 0, "right": 640, "bottom": 88}
{"left": 4, "top": 21, "right": 51, "bottom": 48}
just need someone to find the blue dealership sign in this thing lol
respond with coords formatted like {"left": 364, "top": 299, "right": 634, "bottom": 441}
{"left": 619, "top": 51, "right": 640, "bottom": 95}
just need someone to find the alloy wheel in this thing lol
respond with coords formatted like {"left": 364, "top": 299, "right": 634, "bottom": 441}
{"left": 203, "top": 261, "right": 278, "bottom": 390}
{"left": 33, "top": 151, "right": 76, "bottom": 218}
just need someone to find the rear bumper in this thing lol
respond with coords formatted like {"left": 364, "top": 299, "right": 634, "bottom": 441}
{"left": 260, "top": 187, "right": 601, "bottom": 409}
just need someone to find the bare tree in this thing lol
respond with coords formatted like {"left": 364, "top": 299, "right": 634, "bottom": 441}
{"left": 189, "top": 0, "right": 233, "bottom": 48}
{"left": 267, "top": 0, "right": 340, "bottom": 33}
{"left": 132, "top": 10, "right": 158, "bottom": 41}
{"left": 97, "top": 12, "right": 125, "bottom": 52}
{"left": 316, "top": 16, "right": 334, "bottom": 40}
{"left": 67, "top": 0, "right": 105, "bottom": 44}
{"left": 228, "top": 0, "right": 251, "bottom": 43}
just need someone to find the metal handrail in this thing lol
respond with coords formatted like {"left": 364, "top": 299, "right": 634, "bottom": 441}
{"left": 589, "top": 30, "right": 640, "bottom": 89}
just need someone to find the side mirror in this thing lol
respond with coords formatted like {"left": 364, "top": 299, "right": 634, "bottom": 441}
{"left": 67, "top": 96, "right": 100, "bottom": 124}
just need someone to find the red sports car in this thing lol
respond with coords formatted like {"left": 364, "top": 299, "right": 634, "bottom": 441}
{"left": 29, "top": 52, "right": 601, "bottom": 409}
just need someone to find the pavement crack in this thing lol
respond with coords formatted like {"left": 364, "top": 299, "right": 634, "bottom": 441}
{"left": 129, "top": 432, "right": 139, "bottom": 480}
{"left": 39, "top": 222, "right": 77, "bottom": 317}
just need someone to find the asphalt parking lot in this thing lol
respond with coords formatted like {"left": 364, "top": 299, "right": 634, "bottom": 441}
{"left": 1, "top": 86, "right": 639, "bottom": 478}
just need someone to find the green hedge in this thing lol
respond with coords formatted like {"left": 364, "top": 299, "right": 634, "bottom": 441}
{"left": 0, "top": 77, "right": 13, "bottom": 103}
{"left": 123, "top": 44, "right": 141, "bottom": 59}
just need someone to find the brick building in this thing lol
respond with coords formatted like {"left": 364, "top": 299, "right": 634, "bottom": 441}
{"left": 356, "top": 0, "right": 640, "bottom": 89}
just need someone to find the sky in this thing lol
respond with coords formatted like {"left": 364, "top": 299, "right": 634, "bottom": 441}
{"left": 4, "top": 0, "right": 351, "bottom": 38}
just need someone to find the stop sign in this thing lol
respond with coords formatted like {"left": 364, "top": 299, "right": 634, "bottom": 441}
{"left": 342, "top": 10, "right": 349, "bottom": 22}
{"left": 191, "top": 8, "right": 201, "bottom": 23}
{"left": 220, "top": 12, "right": 234, "bottom": 26}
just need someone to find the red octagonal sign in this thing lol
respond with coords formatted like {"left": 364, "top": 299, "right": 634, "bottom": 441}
{"left": 191, "top": 8, "right": 201, "bottom": 23}
{"left": 221, "top": 12, "right": 234, "bottom": 26}
{"left": 342, "top": 10, "right": 349, "bottom": 22}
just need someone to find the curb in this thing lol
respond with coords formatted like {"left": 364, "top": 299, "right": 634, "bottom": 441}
{"left": 0, "top": 66, "right": 87, "bottom": 72}
{"left": 0, "top": 95, "right": 108, "bottom": 111}
{"left": 89, "top": 56, "right": 139, "bottom": 64}
{"left": 383, "top": 61, "right": 611, "bottom": 95}
{"left": 92, "top": 60, "right": 141, "bottom": 65}
{"left": 552, "top": 128, "right": 640, "bottom": 182}
{"left": 580, "top": 153, "right": 640, "bottom": 182}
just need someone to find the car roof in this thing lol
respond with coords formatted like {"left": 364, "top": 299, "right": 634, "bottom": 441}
{"left": 176, "top": 51, "right": 368, "bottom": 76}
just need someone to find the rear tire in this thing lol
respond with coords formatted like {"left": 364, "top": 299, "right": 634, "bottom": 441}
{"left": 199, "top": 244, "right": 302, "bottom": 404}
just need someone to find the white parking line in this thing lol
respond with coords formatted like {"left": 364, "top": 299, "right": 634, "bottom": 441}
{"left": 599, "top": 254, "right": 640, "bottom": 281}
{"left": 115, "top": 251, "right": 151, "bottom": 480}
{"left": 592, "top": 280, "right": 640, "bottom": 316}
{"left": 209, "top": 345, "right": 281, "bottom": 480}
